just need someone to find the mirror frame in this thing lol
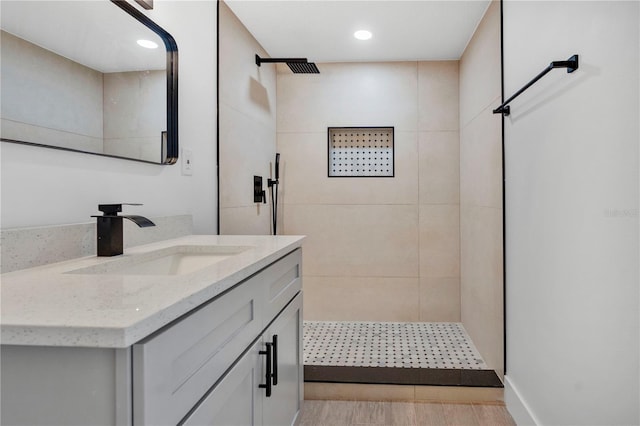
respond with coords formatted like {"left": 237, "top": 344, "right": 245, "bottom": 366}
{"left": 1, "top": 0, "right": 179, "bottom": 165}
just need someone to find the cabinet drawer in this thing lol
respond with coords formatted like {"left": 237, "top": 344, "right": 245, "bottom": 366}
{"left": 262, "top": 249, "right": 301, "bottom": 327}
{"left": 133, "top": 276, "right": 263, "bottom": 425}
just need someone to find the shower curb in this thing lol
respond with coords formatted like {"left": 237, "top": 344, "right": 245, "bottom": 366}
{"left": 304, "top": 365, "right": 503, "bottom": 388}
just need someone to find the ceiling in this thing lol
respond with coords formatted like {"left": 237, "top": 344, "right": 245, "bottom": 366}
{"left": 1, "top": 1, "right": 165, "bottom": 73}
{"left": 225, "top": 0, "right": 491, "bottom": 63}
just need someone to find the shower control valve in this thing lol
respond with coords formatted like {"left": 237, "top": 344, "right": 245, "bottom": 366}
{"left": 253, "top": 176, "right": 266, "bottom": 204}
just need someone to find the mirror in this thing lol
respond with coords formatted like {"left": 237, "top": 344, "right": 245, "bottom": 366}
{"left": 0, "top": 0, "right": 178, "bottom": 164}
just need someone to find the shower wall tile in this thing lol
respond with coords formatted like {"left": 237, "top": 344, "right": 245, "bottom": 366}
{"left": 419, "top": 204, "right": 460, "bottom": 278}
{"left": 459, "top": 0, "right": 504, "bottom": 378}
{"left": 277, "top": 59, "right": 462, "bottom": 322}
{"left": 460, "top": 202, "right": 504, "bottom": 374}
{"left": 277, "top": 62, "right": 418, "bottom": 133}
{"left": 283, "top": 204, "right": 419, "bottom": 278}
{"left": 219, "top": 2, "right": 276, "bottom": 235}
{"left": 219, "top": 104, "right": 276, "bottom": 209}
{"left": 218, "top": 2, "right": 276, "bottom": 128}
{"left": 219, "top": 206, "right": 271, "bottom": 235}
{"left": 277, "top": 131, "right": 418, "bottom": 205}
{"left": 418, "top": 131, "right": 460, "bottom": 205}
{"left": 419, "top": 277, "right": 461, "bottom": 322}
{"left": 459, "top": 100, "right": 502, "bottom": 209}
{"left": 462, "top": 299, "right": 503, "bottom": 378}
{"left": 303, "top": 276, "right": 420, "bottom": 322}
{"left": 460, "top": 205, "right": 503, "bottom": 298}
{"left": 459, "top": 1, "right": 501, "bottom": 128}
{"left": 418, "top": 61, "right": 460, "bottom": 131}
{"left": 461, "top": 267, "right": 504, "bottom": 378}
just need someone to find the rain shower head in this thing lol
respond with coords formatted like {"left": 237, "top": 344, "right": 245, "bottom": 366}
{"left": 255, "top": 54, "right": 320, "bottom": 74}
{"left": 286, "top": 61, "right": 320, "bottom": 74}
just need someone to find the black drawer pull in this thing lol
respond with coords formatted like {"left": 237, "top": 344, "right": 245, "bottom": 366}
{"left": 272, "top": 335, "right": 278, "bottom": 386}
{"left": 259, "top": 342, "right": 272, "bottom": 397}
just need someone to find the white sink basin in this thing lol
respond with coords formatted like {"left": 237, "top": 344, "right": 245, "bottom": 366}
{"left": 68, "top": 245, "right": 253, "bottom": 276}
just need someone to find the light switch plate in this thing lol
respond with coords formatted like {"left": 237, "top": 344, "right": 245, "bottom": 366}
{"left": 181, "top": 148, "right": 193, "bottom": 176}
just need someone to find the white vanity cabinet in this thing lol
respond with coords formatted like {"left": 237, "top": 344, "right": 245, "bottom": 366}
{"left": 133, "top": 249, "right": 303, "bottom": 426}
{"left": 0, "top": 245, "right": 303, "bottom": 426}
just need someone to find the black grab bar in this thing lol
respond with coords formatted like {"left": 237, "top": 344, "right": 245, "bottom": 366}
{"left": 494, "top": 55, "right": 579, "bottom": 116}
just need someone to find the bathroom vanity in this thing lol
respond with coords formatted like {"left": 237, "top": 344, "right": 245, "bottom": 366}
{"left": 0, "top": 235, "right": 304, "bottom": 426}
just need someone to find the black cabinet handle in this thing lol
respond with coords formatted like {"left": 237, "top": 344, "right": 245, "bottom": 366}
{"left": 272, "top": 335, "right": 278, "bottom": 386}
{"left": 259, "top": 342, "right": 272, "bottom": 397}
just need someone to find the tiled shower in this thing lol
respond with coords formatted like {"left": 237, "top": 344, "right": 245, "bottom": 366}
{"left": 219, "top": 0, "right": 503, "bottom": 385}
{"left": 304, "top": 321, "right": 487, "bottom": 370}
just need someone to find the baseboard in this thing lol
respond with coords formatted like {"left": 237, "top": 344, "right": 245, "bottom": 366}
{"left": 504, "top": 375, "right": 540, "bottom": 425}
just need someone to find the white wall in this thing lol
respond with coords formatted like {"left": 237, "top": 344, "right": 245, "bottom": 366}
{"left": 504, "top": 1, "right": 639, "bottom": 424}
{"left": 0, "top": 1, "right": 217, "bottom": 234}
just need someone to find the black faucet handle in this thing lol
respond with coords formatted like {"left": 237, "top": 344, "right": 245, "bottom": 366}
{"left": 98, "top": 203, "right": 143, "bottom": 216}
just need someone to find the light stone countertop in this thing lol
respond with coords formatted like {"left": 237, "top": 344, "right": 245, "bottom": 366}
{"left": 0, "top": 235, "right": 304, "bottom": 348}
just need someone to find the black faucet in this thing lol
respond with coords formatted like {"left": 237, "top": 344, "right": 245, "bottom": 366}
{"left": 92, "top": 204, "right": 155, "bottom": 257}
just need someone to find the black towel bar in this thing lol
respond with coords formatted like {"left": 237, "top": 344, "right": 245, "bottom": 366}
{"left": 494, "top": 54, "right": 579, "bottom": 116}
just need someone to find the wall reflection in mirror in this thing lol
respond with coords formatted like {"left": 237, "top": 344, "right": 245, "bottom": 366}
{"left": 0, "top": 0, "right": 178, "bottom": 164}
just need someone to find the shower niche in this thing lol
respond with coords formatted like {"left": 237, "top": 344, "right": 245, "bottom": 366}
{"left": 328, "top": 127, "right": 394, "bottom": 177}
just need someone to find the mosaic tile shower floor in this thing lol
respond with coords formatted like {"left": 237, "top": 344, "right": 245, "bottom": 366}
{"left": 303, "top": 321, "right": 488, "bottom": 370}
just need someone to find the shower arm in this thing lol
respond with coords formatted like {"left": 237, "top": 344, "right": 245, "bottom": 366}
{"left": 255, "top": 54, "right": 320, "bottom": 74}
{"left": 493, "top": 54, "right": 579, "bottom": 116}
{"left": 255, "top": 55, "right": 308, "bottom": 66}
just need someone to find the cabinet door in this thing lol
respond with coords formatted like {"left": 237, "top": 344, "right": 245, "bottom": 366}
{"left": 182, "top": 340, "right": 263, "bottom": 426}
{"left": 133, "top": 274, "right": 263, "bottom": 425}
{"left": 262, "top": 292, "right": 303, "bottom": 426}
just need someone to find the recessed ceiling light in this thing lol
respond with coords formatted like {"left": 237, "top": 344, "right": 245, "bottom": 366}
{"left": 137, "top": 39, "right": 158, "bottom": 49}
{"left": 354, "top": 30, "right": 372, "bottom": 41}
